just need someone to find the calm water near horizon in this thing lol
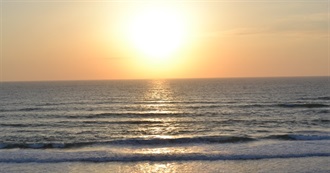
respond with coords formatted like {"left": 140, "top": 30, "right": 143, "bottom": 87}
{"left": 0, "top": 77, "right": 329, "bottom": 172}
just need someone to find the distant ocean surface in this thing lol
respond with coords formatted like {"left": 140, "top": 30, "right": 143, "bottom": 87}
{"left": 0, "top": 77, "right": 329, "bottom": 170}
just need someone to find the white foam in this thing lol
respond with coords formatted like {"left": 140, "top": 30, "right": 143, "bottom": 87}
{"left": 0, "top": 140, "right": 329, "bottom": 163}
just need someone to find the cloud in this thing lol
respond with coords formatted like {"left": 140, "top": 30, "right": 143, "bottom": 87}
{"left": 271, "top": 12, "right": 328, "bottom": 36}
{"left": 203, "top": 12, "right": 328, "bottom": 38}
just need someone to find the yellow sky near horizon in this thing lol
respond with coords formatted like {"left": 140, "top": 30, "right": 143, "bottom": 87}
{"left": 1, "top": 1, "right": 329, "bottom": 81}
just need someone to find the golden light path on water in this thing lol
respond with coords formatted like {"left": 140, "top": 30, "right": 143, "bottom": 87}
{"left": 126, "top": 146, "right": 207, "bottom": 173}
{"left": 137, "top": 80, "right": 182, "bottom": 136}
{"left": 69, "top": 80, "right": 228, "bottom": 172}
{"left": 126, "top": 80, "right": 202, "bottom": 173}
{"left": 135, "top": 162, "right": 189, "bottom": 173}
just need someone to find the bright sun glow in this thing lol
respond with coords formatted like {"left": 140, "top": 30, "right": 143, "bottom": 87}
{"left": 128, "top": 7, "right": 187, "bottom": 61}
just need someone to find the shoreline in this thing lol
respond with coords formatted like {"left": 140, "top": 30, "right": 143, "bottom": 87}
{"left": 1, "top": 156, "right": 329, "bottom": 173}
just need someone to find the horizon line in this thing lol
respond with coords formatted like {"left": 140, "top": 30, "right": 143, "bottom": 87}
{"left": 1, "top": 75, "right": 329, "bottom": 83}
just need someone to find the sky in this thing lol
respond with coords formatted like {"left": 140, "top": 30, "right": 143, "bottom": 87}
{"left": 0, "top": 0, "right": 329, "bottom": 81}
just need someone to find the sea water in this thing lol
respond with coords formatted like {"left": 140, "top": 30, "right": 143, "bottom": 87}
{"left": 0, "top": 77, "right": 329, "bottom": 172}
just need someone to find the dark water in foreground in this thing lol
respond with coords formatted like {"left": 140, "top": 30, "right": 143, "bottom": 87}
{"left": 0, "top": 77, "right": 329, "bottom": 163}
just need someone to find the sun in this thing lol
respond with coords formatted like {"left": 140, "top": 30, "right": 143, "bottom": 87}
{"left": 128, "top": 7, "right": 187, "bottom": 61}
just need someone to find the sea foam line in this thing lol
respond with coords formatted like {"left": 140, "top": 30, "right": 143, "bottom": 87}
{"left": 1, "top": 133, "right": 330, "bottom": 149}
{"left": 0, "top": 152, "right": 329, "bottom": 163}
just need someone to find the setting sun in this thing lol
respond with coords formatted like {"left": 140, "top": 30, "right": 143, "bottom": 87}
{"left": 2, "top": 1, "right": 328, "bottom": 80}
{"left": 127, "top": 6, "right": 187, "bottom": 61}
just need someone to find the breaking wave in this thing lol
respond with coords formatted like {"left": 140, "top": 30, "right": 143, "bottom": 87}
{"left": 0, "top": 152, "right": 329, "bottom": 163}
{"left": 2, "top": 133, "right": 330, "bottom": 150}
{"left": 0, "top": 136, "right": 255, "bottom": 149}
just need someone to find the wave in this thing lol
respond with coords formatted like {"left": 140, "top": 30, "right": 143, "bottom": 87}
{"left": 63, "top": 102, "right": 329, "bottom": 119}
{"left": 81, "top": 120, "right": 163, "bottom": 125}
{"left": 206, "top": 102, "right": 330, "bottom": 109}
{"left": 69, "top": 112, "right": 188, "bottom": 119}
{"left": 2, "top": 133, "right": 330, "bottom": 150}
{"left": 0, "top": 120, "right": 162, "bottom": 128}
{"left": 317, "top": 110, "right": 329, "bottom": 114}
{"left": 134, "top": 101, "right": 221, "bottom": 104}
{"left": 19, "top": 107, "right": 43, "bottom": 111}
{"left": 0, "top": 136, "right": 255, "bottom": 149}
{"left": 3, "top": 102, "right": 328, "bottom": 114}
{"left": 312, "top": 119, "right": 330, "bottom": 123}
{"left": 111, "top": 136, "right": 255, "bottom": 145}
{"left": 0, "top": 136, "right": 254, "bottom": 149}
{"left": 266, "top": 134, "right": 330, "bottom": 141}
{"left": 0, "top": 107, "right": 56, "bottom": 112}
{"left": 0, "top": 119, "right": 209, "bottom": 127}
{"left": 229, "top": 103, "right": 329, "bottom": 109}
{"left": 317, "top": 96, "right": 330, "bottom": 100}
{"left": 0, "top": 152, "right": 329, "bottom": 163}
{"left": 0, "top": 123, "right": 44, "bottom": 128}
{"left": 0, "top": 142, "right": 86, "bottom": 149}
{"left": 277, "top": 103, "right": 329, "bottom": 108}
{"left": 301, "top": 96, "right": 330, "bottom": 101}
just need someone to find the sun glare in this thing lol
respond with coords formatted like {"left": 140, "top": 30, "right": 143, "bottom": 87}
{"left": 128, "top": 7, "right": 187, "bottom": 61}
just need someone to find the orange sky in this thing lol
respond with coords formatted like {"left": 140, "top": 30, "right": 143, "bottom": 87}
{"left": 1, "top": 1, "right": 329, "bottom": 81}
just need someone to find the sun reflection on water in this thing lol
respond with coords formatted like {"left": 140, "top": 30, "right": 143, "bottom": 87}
{"left": 136, "top": 162, "right": 179, "bottom": 173}
{"left": 141, "top": 80, "right": 180, "bottom": 114}
{"left": 144, "top": 80, "right": 173, "bottom": 101}
{"left": 133, "top": 147, "right": 197, "bottom": 173}
{"left": 132, "top": 80, "right": 185, "bottom": 138}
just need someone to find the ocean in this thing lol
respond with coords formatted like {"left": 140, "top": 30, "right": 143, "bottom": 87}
{"left": 0, "top": 77, "right": 329, "bottom": 172}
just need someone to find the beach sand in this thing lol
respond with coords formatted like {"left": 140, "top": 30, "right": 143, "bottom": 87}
{"left": 1, "top": 156, "right": 329, "bottom": 173}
